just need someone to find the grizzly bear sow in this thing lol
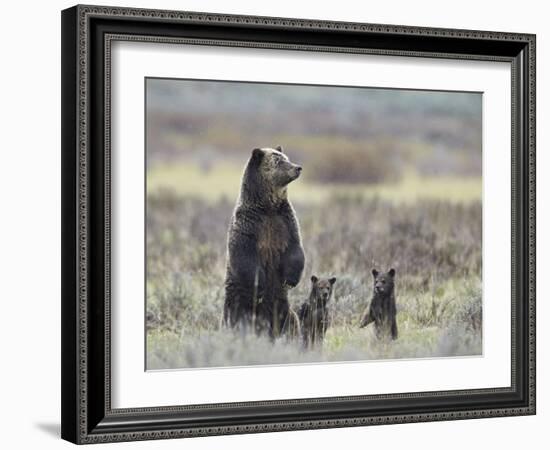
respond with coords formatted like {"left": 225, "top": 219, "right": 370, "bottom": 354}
{"left": 223, "top": 146, "right": 305, "bottom": 338}
{"left": 360, "top": 268, "right": 398, "bottom": 340}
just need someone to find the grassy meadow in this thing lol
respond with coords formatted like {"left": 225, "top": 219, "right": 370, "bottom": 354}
{"left": 145, "top": 79, "right": 482, "bottom": 370}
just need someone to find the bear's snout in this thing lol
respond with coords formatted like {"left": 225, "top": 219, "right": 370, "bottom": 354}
{"left": 292, "top": 165, "right": 302, "bottom": 179}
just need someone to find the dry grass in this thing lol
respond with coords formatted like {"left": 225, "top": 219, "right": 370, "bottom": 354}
{"left": 146, "top": 190, "right": 482, "bottom": 369}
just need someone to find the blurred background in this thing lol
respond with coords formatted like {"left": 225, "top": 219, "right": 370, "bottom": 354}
{"left": 146, "top": 79, "right": 481, "bottom": 202}
{"left": 145, "top": 78, "right": 482, "bottom": 369}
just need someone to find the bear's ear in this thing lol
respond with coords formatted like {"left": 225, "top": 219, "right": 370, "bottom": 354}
{"left": 388, "top": 268, "right": 396, "bottom": 278}
{"left": 372, "top": 269, "right": 379, "bottom": 278}
{"left": 311, "top": 275, "right": 318, "bottom": 284}
{"left": 329, "top": 277, "right": 337, "bottom": 285}
{"left": 250, "top": 148, "right": 265, "bottom": 165}
{"left": 275, "top": 145, "right": 284, "bottom": 153}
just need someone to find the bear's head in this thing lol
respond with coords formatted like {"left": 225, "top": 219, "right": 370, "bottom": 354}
{"left": 371, "top": 268, "right": 395, "bottom": 296}
{"left": 251, "top": 146, "right": 302, "bottom": 187}
{"left": 241, "top": 146, "right": 302, "bottom": 205}
{"left": 310, "top": 275, "right": 336, "bottom": 307}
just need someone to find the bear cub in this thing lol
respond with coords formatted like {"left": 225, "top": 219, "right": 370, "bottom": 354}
{"left": 299, "top": 275, "right": 336, "bottom": 349}
{"left": 360, "top": 268, "right": 398, "bottom": 340}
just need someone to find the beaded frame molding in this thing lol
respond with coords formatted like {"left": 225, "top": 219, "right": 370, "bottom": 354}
{"left": 61, "top": 4, "right": 536, "bottom": 444}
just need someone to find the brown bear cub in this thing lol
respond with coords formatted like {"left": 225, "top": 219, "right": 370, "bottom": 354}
{"left": 299, "top": 276, "right": 336, "bottom": 349}
{"left": 360, "top": 268, "right": 398, "bottom": 340}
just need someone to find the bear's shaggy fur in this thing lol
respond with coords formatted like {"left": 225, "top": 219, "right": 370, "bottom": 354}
{"left": 360, "top": 268, "right": 398, "bottom": 340}
{"left": 223, "top": 147, "right": 305, "bottom": 338}
{"left": 299, "top": 275, "right": 336, "bottom": 348}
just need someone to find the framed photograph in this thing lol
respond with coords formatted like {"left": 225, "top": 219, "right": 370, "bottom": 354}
{"left": 61, "top": 4, "right": 536, "bottom": 444}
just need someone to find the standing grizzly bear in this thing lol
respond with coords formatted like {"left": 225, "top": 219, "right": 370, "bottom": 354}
{"left": 223, "top": 146, "right": 305, "bottom": 339}
{"left": 360, "top": 268, "right": 398, "bottom": 340}
{"left": 299, "top": 275, "right": 336, "bottom": 349}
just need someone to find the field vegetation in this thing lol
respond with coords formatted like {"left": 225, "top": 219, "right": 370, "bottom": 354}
{"left": 146, "top": 189, "right": 482, "bottom": 369}
{"left": 145, "top": 79, "right": 482, "bottom": 369}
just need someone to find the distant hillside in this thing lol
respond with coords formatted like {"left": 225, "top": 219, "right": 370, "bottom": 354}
{"left": 146, "top": 78, "right": 482, "bottom": 180}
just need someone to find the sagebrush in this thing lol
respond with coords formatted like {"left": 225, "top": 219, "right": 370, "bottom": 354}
{"left": 146, "top": 192, "right": 482, "bottom": 369}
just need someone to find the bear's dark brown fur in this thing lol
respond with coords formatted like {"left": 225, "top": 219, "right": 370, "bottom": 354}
{"left": 360, "top": 268, "right": 398, "bottom": 340}
{"left": 299, "top": 275, "right": 336, "bottom": 348}
{"left": 223, "top": 147, "right": 305, "bottom": 338}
